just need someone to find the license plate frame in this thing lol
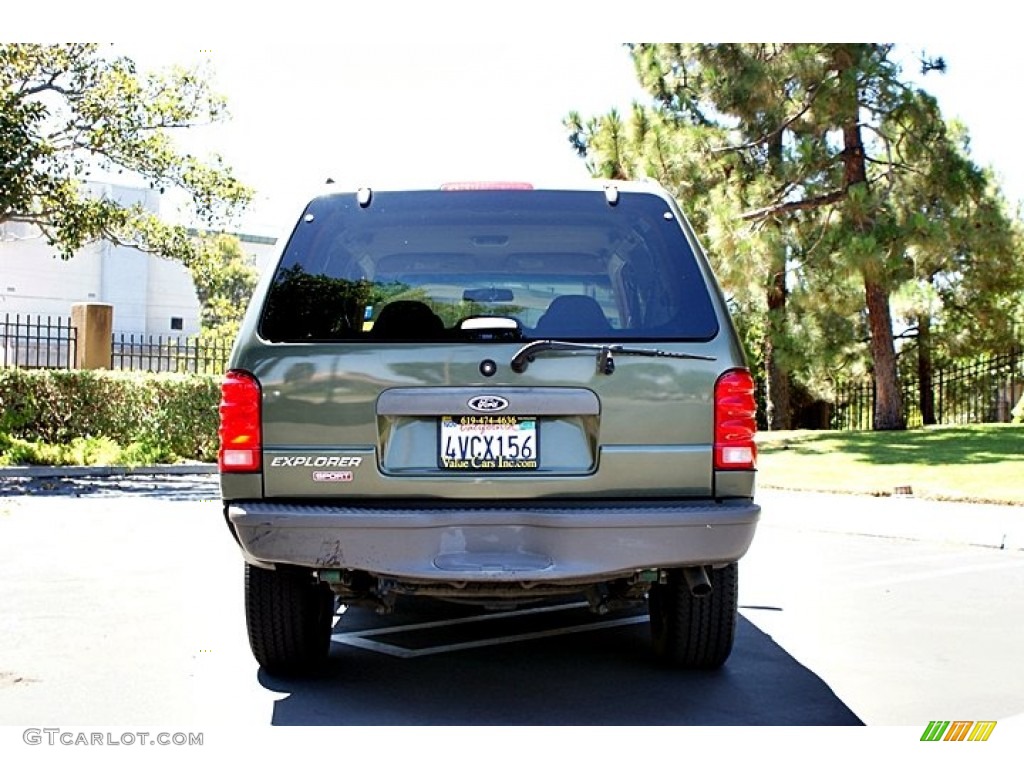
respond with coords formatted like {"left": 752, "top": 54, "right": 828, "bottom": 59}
{"left": 438, "top": 415, "right": 539, "bottom": 470}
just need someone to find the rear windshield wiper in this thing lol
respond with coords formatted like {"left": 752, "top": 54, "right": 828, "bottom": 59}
{"left": 510, "top": 339, "right": 716, "bottom": 375}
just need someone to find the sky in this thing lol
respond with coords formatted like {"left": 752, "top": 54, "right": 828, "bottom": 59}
{"left": 10, "top": 6, "right": 1024, "bottom": 239}
{"left": 106, "top": 36, "right": 1024, "bottom": 241}
{"left": 119, "top": 39, "right": 650, "bottom": 234}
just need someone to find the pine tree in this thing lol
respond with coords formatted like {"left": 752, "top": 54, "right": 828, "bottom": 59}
{"left": 567, "top": 43, "right": 1022, "bottom": 431}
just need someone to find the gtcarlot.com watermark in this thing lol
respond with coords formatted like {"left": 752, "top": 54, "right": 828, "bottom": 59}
{"left": 23, "top": 729, "right": 202, "bottom": 747}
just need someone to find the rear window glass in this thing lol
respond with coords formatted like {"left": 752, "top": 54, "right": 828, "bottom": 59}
{"left": 258, "top": 189, "right": 719, "bottom": 342}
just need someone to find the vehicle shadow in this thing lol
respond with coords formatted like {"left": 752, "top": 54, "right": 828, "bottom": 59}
{"left": 258, "top": 601, "right": 862, "bottom": 726}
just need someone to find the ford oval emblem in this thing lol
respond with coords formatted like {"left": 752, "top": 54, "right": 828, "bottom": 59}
{"left": 468, "top": 395, "right": 509, "bottom": 413}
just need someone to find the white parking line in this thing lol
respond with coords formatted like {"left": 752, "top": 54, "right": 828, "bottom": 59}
{"left": 823, "top": 549, "right": 997, "bottom": 574}
{"left": 331, "top": 602, "right": 649, "bottom": 658}
{"left": 850, "top": 559, "right": 1024, "bottom": 591}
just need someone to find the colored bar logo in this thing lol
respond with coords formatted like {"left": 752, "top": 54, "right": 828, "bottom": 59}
{"left": 921, "top": 720, "right": 997, "bottom": 742}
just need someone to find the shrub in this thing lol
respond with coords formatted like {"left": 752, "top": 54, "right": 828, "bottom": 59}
{"left": 0, "top": 369, "right": 220, "bottom": 465}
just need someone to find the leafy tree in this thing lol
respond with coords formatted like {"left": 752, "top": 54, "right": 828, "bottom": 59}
{"left": 189, "top": 233, "right": 259, "bottom": 341}
{"left": 0, "top": 43, "right": 251, "bottom": 263}
{"left": 568, "top": 43, "right": 1022, "bottom": 430}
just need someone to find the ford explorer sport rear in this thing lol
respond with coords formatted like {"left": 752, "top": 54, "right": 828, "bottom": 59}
{"left": 219, "top": 180, "right": 760, "bottom": 675}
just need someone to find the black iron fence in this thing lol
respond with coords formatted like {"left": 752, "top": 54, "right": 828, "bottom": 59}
{"left": 111, "top": 333, "right": 232, "bottom": 374}
{"left": 832, "top": 346, "right": 1023, "bottom": 430}
{"left": 0, "top": 314, "right": 231, "bottom": 374}
{"left": 0, "top": 313, "right": 77, "bottom": 369}
{"left": 7, "top": 312, "right": 1023, "bottom": 423}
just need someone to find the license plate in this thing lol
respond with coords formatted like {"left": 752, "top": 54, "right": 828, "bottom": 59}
{"left": 439, "top": 415, "right": 539, "bottom": 470}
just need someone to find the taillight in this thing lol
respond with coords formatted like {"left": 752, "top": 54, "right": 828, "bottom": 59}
{"left": 219, "top": 370, "right": 262, "bottom": 473}
{"left": 714, "top": 369, "right": 757, "bottom": 470}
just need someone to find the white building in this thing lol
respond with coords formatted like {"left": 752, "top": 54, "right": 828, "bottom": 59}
{"left": 0, "top": 182, "right": 278, "bottom": 336}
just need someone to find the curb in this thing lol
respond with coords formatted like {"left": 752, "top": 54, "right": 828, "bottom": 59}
{"left": 0, "top": 464, "right": 218, "bottom": 479}
{"left": 1, "top": 470, "right": 1019, "bottom": 551}
{"left": 758, "top": 489, "right": 1024, "bottom": 552}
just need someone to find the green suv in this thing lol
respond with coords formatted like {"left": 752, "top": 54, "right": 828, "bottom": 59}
{"left": 219, "top": 180, "right": 759, "bottom": 675}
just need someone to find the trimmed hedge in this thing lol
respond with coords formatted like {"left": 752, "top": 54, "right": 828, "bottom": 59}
{"left": 0, "top": 369, "right": 221, "bottom": 464}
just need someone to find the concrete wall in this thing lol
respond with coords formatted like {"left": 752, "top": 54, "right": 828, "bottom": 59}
{"left": 0, "top": 182, "right": 278, "bottom": 335}
{"left": 1, "top": 220, "right": 105, "bottom": 318}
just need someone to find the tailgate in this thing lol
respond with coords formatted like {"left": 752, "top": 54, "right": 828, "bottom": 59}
{"left": 249, "top": 342, "right": 717, "bottom": 499}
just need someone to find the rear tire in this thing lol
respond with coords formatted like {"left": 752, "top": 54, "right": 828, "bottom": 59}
{"left": 648, "top": 562, "right": 738, "bottom": 669}
{"left": 245, "top": 563, "right": 335, "bottom": 676}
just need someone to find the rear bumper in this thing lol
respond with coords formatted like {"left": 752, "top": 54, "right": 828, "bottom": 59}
{"left": 225, "top": 499, "right": 760, "bottom": 584}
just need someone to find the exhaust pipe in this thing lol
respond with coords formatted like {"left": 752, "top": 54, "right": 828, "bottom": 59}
{"left": 682, "top": 566, "right": 713, "bottom": 598}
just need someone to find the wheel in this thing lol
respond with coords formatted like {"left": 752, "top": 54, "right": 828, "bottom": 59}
{"left": 244, "top": 563, "right": 335, "bottom": 676}
{"left": 648, "top": 562, "right": 738, "bottom": 669}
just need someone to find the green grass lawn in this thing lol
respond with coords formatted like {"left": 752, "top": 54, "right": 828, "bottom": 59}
{"left": 756, "top": 423, "right": 1024, "bottom": 505}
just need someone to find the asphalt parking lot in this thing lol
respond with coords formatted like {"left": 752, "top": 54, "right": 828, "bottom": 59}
{"left": 1, "top": 473, "right": 1022, "bottom": 730}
